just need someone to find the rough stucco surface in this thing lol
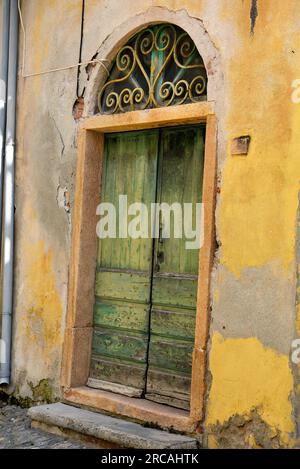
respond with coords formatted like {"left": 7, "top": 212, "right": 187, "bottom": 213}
{"left": 0, "top": 0, "right": 299, "bottom": 448}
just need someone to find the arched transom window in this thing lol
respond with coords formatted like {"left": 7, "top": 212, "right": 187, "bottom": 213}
{"left": 98, "top": 24, "right": 208, "bottom": 114}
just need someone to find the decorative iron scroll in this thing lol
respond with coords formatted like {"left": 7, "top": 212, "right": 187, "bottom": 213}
{"left": 98, "top": 24, "right": 207, "bottom": 114}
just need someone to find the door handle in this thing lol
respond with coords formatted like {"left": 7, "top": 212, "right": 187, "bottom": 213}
{"left": 156, "top": 211, "right": 164, "bottom": 269}
{"left": 158, "top": 210, "right": 164, "bottom": 244}
{"left": 157, "top": 250, "right": 164, "bottom": 263}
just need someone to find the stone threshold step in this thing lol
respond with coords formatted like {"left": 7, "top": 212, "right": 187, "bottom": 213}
{"left": 28, "top": 403, "right": 198, "bottom": 449}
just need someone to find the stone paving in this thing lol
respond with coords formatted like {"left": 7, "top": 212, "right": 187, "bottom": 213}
{"left": 0, "top": 402, "right": 87, "bottom": 449}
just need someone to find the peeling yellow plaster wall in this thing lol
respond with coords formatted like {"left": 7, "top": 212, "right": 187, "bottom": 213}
{"left": 18, "top": 237, "right": 64, "bottom": 384}
{"left": 207, "top": 332, "right": 294, "bottom": 443}
{"left": 23, "top": 240, "right": 63, "bottom": 356}
{"left": 14, "top": 203, "right": 65, "bottom": 389}
{"left": 219, "top": 1, "right": 300, "bottom": 277}
{"left": 208, "top": 1, "right": 300, "bottom": 446}
{"left": 12, "top": 0, "right": 82, "bottom": 397}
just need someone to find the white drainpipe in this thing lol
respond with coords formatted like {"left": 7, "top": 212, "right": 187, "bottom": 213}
{"left": 0, "top": 0, "right": 19, "bottom": 385}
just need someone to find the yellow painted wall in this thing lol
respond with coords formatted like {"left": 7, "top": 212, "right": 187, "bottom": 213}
{"left": 220, "top": 1, "right": 300, "bottom": 276}
{"left": 206, "top": 333, "right": 294, "bottom": 447}
{"left": 205, "top": 0, "right": 300, "bottom": 447}
{"left": 4, "top": 0, "right": 300, "bottom": 447}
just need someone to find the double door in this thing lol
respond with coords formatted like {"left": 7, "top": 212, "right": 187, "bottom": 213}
{"left": 88, "top": 125, "right": 205, "bottom": 410}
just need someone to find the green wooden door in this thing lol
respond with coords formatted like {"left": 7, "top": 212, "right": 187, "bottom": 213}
{"left": 88, "top": 125, "right": 205, "bottom": 409}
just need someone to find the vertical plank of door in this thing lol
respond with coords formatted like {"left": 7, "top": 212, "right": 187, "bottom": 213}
{"left": 89, "top": 130, "right": 159, "bottom": 396}
{"left": 146, "top": 126, "right": 205, "bottom": 410}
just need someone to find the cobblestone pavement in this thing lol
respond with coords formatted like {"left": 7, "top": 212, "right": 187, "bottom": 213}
{"left": 0, "top": 402, "right": 87, "bottom": 449}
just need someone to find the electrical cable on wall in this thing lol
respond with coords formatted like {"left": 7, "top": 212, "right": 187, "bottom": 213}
{"left": 77, "top": 0, "right": 86, "bottom": 98}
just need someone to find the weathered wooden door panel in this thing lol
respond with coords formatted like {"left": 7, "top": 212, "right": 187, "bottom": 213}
{"left": 151, "top": 276, "right": 198, "bottom": 309}
{"left": 92, "top": 328, "right": 148, "bottom": 360}
{"left": 148, "top": 336, "right": 193, "bottom": 372}
{"left": 150, "top": 308, "right": 196, "bottom": 340}
{"left": 146, "top": 126, "right": 205, "bottom": 409}
{"left": 98, "top": 130, "right": 159, "bottom": 272}
{"left": 88, "top": 130, "right": 159, "bottom": 397}
{"left": 154, "top": 127, "right": 205, "bottom": 276}
{"left": 95, "top": 271, "right": 150, "bottom": 303}
{"left": 89, "top": 358, "right": 146, "bottom": 391}
{"left": 146, "top": 369, "right": 192, "bottom": 409}
{"left": 93, "top": 300, "right": 149, "bottom": 332}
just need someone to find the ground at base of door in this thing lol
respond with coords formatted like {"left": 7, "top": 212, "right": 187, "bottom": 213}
{"left": 28, "top": 402, "right": 198, "bottom": 449}
{"left": 0, "top": 402, "right": 88, "bottom": 448}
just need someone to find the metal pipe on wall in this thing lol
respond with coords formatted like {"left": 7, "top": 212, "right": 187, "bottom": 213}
{"left": 0, "top": 0, "right": 18, "bottom": 385}
{"left": 0, "top": 1, "right": 10, "bottom": 252}
{"left": 0, "top": 0, "right": 11, "bottom": 385}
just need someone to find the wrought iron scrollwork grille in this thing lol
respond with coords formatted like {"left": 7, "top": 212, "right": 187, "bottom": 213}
{"left": 98, "top": 24, "right": 208, "bottom": 114}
